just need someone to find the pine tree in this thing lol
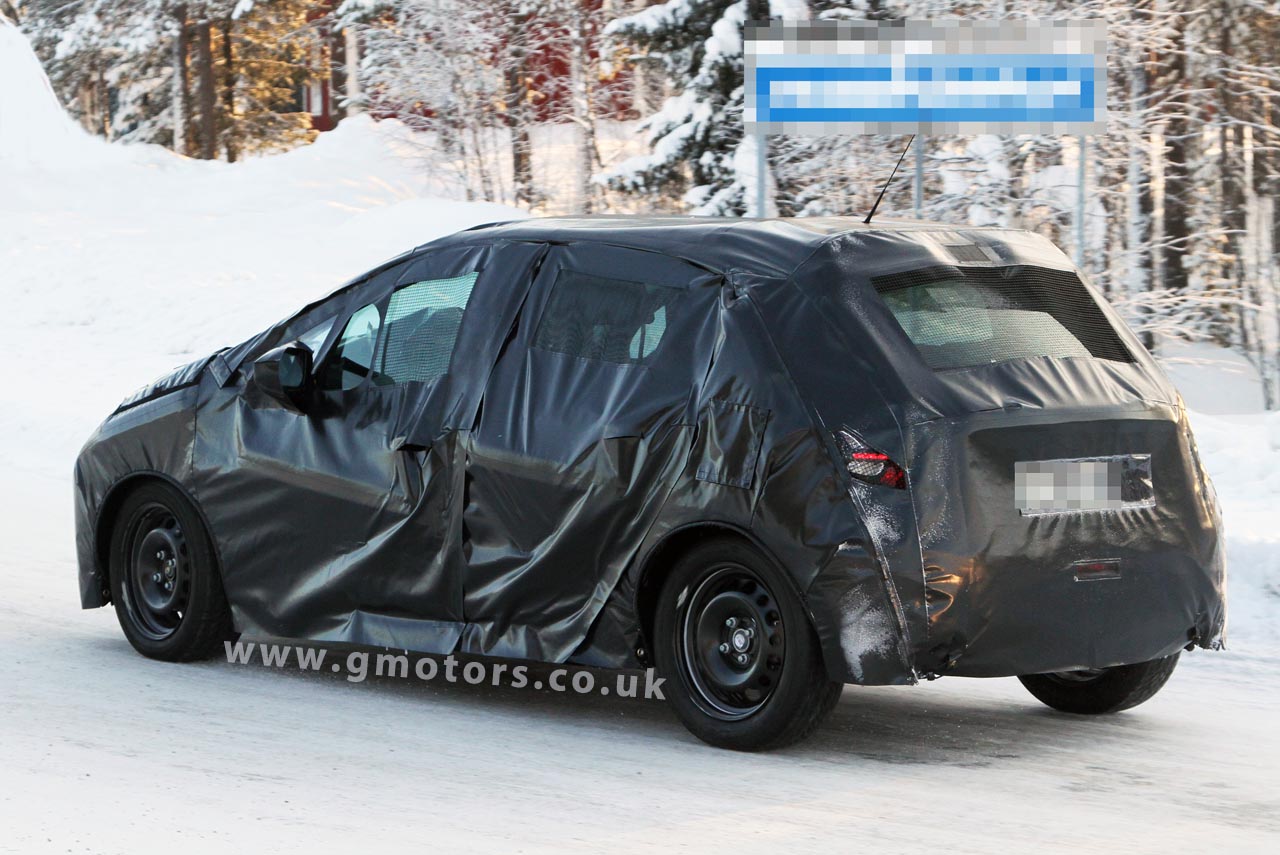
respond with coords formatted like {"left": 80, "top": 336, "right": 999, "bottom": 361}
{"left": 221, "top": 0, "right": 318, "bottom": 158}
{"left": 13, "top": 0, "right": 1280, "bottom": 406}
{"left": 601, "top": 0, "right": 774, "bottom": 216}
{"left": 19, "top": 0, "right": 316, "bottom": 157}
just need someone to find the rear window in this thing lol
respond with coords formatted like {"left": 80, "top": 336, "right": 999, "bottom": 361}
{"left": 871, "top": 265, "right": 1132, "bottom": 371}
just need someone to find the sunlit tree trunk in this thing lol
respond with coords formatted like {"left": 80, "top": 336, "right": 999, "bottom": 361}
{"left": 220, "top": 18, "right": 238, "bottom": 163}
{"left": 194, "top": 17, "right": 218, "bottom": 160}
{"left": 504, "top": 64, "right": 534, "bottom": 207}
{"left": 569, "top": 3, "right": 598, "bottom": 214}
{"left": 171, "top": 5, "right": 192, "bottom": 156}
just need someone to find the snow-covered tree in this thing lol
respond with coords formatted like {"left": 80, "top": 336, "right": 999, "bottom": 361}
{"left": 344, "top": 0, "right": 619, "bottom": 210}
{"left": 20, "top": 0, "right": 317, "bottom": 157}
{"left": 600, "top": 0, "right": 780, "bottom": 215}
{"left": 14, "top": 0, "right": 1280, "bottom": 406}
{"left": 341, "top": 1, "right": 512, "bottom": 201}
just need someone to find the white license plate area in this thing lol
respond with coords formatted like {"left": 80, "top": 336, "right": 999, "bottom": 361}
{"left": 1015, "top": 454, "right": 1154, "bottom": 516}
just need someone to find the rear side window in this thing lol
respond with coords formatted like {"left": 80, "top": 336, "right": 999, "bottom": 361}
{"left": 373, "top": 272, "right": 478, "bottom": 384}
{"left": 872, "top": 265, "right": 1132, "bottom": 371}
{"left": 533, "top": 270, "right": 681, "bottom": 365}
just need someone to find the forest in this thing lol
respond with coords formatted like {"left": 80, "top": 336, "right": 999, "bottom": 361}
{"left": 8, "top": 0, "right": 1280, "bottom": 408}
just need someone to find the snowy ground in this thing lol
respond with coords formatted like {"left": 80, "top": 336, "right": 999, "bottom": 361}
{"left": 3, "top": 24, "right": 1280, "bottom": 853}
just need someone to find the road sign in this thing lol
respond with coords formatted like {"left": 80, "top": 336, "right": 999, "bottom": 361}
{"left": 746, "top": 19, "right": 1107, "bottom": 136}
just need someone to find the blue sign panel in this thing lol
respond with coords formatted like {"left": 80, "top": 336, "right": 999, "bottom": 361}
{"left": 746, "top": 20, "right": 1107, "bottom": 135}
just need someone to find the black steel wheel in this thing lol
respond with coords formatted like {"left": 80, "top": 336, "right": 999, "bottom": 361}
{"left": 655, "top": 537, "right": 842, "bottom": 751}
{"left": 679, "top": 565, "right": 786, "bottom": 720}
{"left": 1019, "top": 653, "right": 1180, "bottom": 715}
{"left": 108, "top": 481, "right": 236, "bottom": 661}
{"left": 120, "top": 503, "right": 192, "bottom": 641}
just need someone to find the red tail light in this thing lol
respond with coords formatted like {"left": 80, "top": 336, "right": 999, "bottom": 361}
{"left": 834, "top": 429, "right": 908, "bottom": 489}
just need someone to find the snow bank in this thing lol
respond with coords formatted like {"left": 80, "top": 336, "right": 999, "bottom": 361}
{"left": 1187, "top": 410, "right": 1280, "bottom": 646}
{"left": 1, "top": 30, "right": 523, "bottom": 496}
{"left": 0, "top": 22, "right": 117, "bottom": 167}
{"left": 1159, "top": 338, "right": 1267, "bottom": 414}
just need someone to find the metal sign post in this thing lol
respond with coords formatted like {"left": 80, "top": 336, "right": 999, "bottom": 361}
{"left": 914, "top": 134, "right": 924, "bottom": 218}
{"left": 755, "top": 130, "right": 768, "bottom": 218}
{"left": 1076, "top": 134, "right": 1087, "bottom": 268}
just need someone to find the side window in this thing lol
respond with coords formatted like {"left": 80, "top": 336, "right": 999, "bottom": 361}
{"left": 319, "top": 302, "right": 382, "bottom": 391}
{"left": 532, "top": 271, "right": 681, "bottom": 365}
{"left": 629, "top": 304, "right": 667, "bottom": 361}
{"left": 296, "top": 317, "right": 335, "bottom": 354}
{"left": 372, "top": 272, "right": 478, "bottom": 385}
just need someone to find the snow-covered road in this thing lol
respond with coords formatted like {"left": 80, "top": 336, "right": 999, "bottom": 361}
{"left": 3, "top": 471, "right": 1278, "bottom": 853}
{"left": 3, "top": 29, "right": 1279, "bottom": 850}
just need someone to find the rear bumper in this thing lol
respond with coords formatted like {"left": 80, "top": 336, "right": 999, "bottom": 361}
{"left": 811, "top": 493, "right": 1226, "bottom": 684}
{"left": 916, "top": 542, "right": 1225, "bottom": 677}
{"left": 776, "top": 396, "right": 1228, "bottom": 685}
{"left": 906, "top": 408, "right": 1227, "bottom": 679}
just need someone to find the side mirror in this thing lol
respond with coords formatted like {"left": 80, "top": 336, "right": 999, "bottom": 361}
{"left": 253, "top": 341, "right": 314, "bottom": 412}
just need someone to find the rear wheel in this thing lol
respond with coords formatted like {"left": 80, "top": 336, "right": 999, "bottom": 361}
{"left": 1018, "top": 653, "right": 1180, "bottom": 715}
{"left": 108, "top": 481, "right": 236, "bottom": 661}
{"left": 653, "top": 538, "right": 842, "bottom": 751}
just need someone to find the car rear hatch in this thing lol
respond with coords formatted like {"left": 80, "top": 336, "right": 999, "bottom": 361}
{"left": 907, "top": 394, "right": 1224, "bottom": 677}
{"left": 781, "top": 227, "right": 1226, "bottom": 678}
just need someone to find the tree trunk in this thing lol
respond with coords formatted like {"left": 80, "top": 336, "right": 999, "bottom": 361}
{"left": 1217, "top": 7, "right": 1248, "bottom": 348}
{"left": 172, "top": 5, "right": 191, "bottom": 156}
{"left": 1126, "top": 58, "right": 1153, "bottom": 349}
{"left": 745, "top": 0, "right": 771, "bottom": 217}
{"left": 220, "top": 19, "right": 238, "bottom": 163}
{"left": 1156, "top": 2, "right": 1190, "bottom": 294}
{"left": 77, "top": 79, "right": 95, "bottom": 134}
{"left": 503, "top": 7, "right": 535, "bottom": 210}
{"left": 505, "top": 62, "right": 534, "bottom": 208}
{"left": 569, "top": 9, "right": 598, "bottom": 214}
{"left": 1160, "top": 128, "right": 1191, "bottom": 293}
{"left": 1266, "top": 87, "right": 1280, "bottom": 409}
{"left": 180, "top": 15, "right": 195, "bottom": 157}
{"left": 343, "top": 28, "right": 363, "bottom": 113}
{"left": 194, "top": 19, "right": 218, "bottom": 160}
{"left": 96, "top": 66, "right": 111, "bottom": 139}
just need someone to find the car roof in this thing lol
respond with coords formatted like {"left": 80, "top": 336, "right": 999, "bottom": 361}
{"left": 417, "top": 216, "right": 1012, "bottom": 278}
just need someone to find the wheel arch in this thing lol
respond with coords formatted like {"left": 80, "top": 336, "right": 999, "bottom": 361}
{"left": 94, "top": 472, "right": 221, "bottom": 604}
{"left": 630, "top": 522, "right": 828, "bottom": 671}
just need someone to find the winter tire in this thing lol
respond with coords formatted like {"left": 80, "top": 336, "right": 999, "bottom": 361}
{"left": 654, "top": 537, "right": 842, "bottom": 751}
{"left": 1018, "top": 653, "right": 1180, "bottom": 715}
{"left": 108, "top": 481, "right": 236, "bottom": 661}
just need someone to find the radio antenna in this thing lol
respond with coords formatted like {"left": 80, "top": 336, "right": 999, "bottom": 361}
{"left": 863, "top": 134, "right": 916, "bottom": 224}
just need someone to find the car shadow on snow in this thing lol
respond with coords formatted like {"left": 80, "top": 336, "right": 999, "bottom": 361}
{"left": 807, "top": 683, "right": 1166, "bottom": 767}
{"left": 135, "top": 635, "right": 1176, "bottom": 766}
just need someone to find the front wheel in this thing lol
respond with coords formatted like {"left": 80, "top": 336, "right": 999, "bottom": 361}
{"left": 653, "top": 538, "right": 842, "bottom": 751}
{"left": 108, "top": 481, "right": 236, "bottom": 661}
{"left": 1018, "top": 653, "right": 1180, "bottom": 715}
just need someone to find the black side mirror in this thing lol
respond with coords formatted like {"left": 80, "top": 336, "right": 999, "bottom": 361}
{"left": 253, "top": 341, "right": 314, "bottom": 412}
